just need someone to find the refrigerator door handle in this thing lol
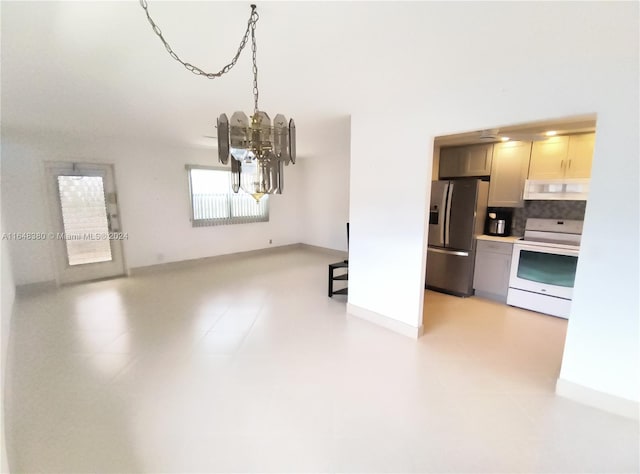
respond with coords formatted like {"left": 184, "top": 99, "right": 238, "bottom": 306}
{"left": 427, "top": 247, "right": 470, "bottom": 257}
{"left": 444, "top": 181, "right": 454, "bottom": 246}
{"left": 439, "top": 183, "right": 448, "bottom": 246}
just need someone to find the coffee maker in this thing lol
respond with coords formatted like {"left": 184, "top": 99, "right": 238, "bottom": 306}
{"left": 485, "top": 209, "right": 512, "bottom": 236}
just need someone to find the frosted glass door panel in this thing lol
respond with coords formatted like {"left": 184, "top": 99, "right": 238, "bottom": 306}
{"left": 57, "top": 176, "right": 112, "bottom": 265}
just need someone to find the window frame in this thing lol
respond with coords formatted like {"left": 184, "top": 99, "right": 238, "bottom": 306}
{"left": 186, "top": 164, "right": 269, "bottom": 227}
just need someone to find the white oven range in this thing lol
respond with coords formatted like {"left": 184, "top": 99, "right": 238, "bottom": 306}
{"left": 507, "top": 218, "right": 583, "bottom": 319}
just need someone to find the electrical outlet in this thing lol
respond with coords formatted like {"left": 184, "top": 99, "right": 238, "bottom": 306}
{"left": 157, "top": 253, "right": 164, "bottom": 262}
{"left": 269, "top": 239, "right": 272, "bottom": 244}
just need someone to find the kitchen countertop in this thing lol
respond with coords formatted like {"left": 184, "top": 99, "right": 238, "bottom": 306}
{"left": 476, "top": 234, "right": 523, "bottom": 243}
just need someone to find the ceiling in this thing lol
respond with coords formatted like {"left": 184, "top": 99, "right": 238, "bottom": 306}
{"left": 0, "top": 2, "right": 608, "bottom": 155}
{"left": 434, "top": 117, "right": 597, "bottom": 147}
{"left": 1, "top": 2, "right": 360, "bottom": 154}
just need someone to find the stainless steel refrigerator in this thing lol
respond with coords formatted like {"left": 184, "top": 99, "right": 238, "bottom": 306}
{"left": 426, "top": 179, "right": 489, "bottom": 296}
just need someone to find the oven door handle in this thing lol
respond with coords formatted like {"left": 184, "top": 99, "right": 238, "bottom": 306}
{"left": 513, "top": 243, "right": 580, "bottom": 256}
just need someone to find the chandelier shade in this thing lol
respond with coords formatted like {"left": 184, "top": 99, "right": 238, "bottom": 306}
{"left": 217, "top": 111, "right": 295, "bottom": 201}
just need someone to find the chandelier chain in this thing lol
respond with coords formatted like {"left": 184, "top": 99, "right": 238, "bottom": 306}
{"left": 251, "top": 15, "right": 259, "bottom": 114}
{"left": 139, "top": 1, "right": 259, "bottom": 82}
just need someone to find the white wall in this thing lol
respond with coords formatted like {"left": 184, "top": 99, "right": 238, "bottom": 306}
{"left": 348, "top": 2, "right": 638, "bottom": 403}
{"left": 299, "top": 116, "right": 351, "bottom": 252}
{"left": 1, "top": 132, "right": 304, "bottom": 285}
{"left": 559, "top": 115, "right": 639, "bottom": 402}
{"left": 1, "top": 217, "right": 16, "bottom": 474}
{"left": 1, "top": 1, "right": 14, "bottom": 465}
{"left": 349, "top": 116, "right": 432, "bottom": 327}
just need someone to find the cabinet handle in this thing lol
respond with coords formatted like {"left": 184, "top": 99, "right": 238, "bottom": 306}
{"left": 568, "top": 159, "right": 572, "bottom": 169}
{"left": 560, "top": 160, "right": 564, "bottom": 169}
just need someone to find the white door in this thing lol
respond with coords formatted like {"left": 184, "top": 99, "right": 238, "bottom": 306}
{"left": 46, "top": 162, "right": 126, "bottom": 284}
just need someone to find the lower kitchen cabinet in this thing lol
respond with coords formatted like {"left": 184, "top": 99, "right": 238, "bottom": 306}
{"left": 473, "top": 239, "right": 514, "bottom": 302}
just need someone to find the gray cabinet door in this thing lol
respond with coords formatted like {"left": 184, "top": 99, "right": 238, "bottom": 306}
{"left": 488, "top": 141, "right": 532, "bottom": 207}
{"left": 439, "top": 144, "right": 493, "bottom": 178}
{"left": 473, "top": 240, "right": 513, "bottom": 301}
{"left": 462, "top": 144, "right": 493, "bottom": 177}
{"left": 439, "top": 147, "right": 462, "bottom": 178}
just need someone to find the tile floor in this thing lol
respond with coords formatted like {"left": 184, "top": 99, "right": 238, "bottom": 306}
{"left": 4, "top": 248, "right": 639, "bottom": 473}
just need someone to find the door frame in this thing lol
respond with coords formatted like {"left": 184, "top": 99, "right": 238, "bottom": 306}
{"left": 44, "top": 161, "right": 127, "bottom": 285}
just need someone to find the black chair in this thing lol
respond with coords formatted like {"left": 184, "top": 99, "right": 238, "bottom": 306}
{"left": 344, "top": 222, "right": 349, "bottom": 263}
{"left": 328, "top": 222, "right": 349, "bottom": 297}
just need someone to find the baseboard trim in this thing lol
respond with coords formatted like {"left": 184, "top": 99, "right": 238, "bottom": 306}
{"left": 298, "top": 243, "right": 348, "bottom": 260}
{"left": 556, "top": 378, "right": 639, "bottom": 420}
{"left": 16, "top": 280, "right": 57, "bottom": 296}
{"left": 129, "top": 243, "right": 344, "bottom": 275}
{"left": 473, "top": 290, "right": 507, "bottom": 304}
{"left": 14, "top": 244, "right": 346, "bottom": 286}
{"left": 130, "top": 243, "right": 303, "bottom": 275}
{"left": 347, "top": 303, "right": 423, "bottom": 339}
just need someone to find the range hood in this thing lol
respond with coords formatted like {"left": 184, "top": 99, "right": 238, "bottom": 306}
{"left": 524, "top": 179, "right": 590, "bottom": 201}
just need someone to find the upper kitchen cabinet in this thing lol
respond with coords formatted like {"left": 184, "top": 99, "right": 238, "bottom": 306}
{"left": 438, "top": 147, "right": 462, "bottom": 178}
{"left": 528, "top": 136, "right": 569, "bottom": 179}
{"left": 439, "top": 143, "right": 493, "bottom": 178}
{"left": 528, "top": 133, "right": 595, "bottom": 179}
{"left": 565, "top": 133, "right": 595, "bottom": 178}
{"left": 488, "top": 141, "right": 532, "bottom": 207}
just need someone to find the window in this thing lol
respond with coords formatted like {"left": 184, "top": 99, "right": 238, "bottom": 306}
{"left": 187, "top": 166, "right": 269, "bottom": 226}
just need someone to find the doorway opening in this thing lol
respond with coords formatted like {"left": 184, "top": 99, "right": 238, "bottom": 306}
{"left": 421, "top": 115, "right": 596, "bottom": 387}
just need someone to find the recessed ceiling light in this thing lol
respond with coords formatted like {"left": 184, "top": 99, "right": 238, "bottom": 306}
{"left": 501, "top": 137, "right": 510, "bottom": 142}
{"left": 545, "top": 131, "right": 558, "bottom": 136}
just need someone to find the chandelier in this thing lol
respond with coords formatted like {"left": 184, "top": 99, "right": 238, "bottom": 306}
{"left": 140, "top": 2, "right": 296, "bottom": 202}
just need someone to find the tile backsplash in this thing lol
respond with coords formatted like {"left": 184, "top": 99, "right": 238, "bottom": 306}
{"left": 512, "top": 200, "right": 586, "bottom": 236}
